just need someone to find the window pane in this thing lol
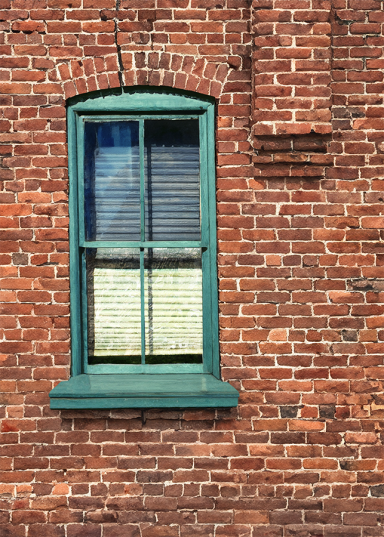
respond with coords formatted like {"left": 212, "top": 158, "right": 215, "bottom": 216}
{"left": 87, "top": 247, "right": 203, "bottom": 366}
{"left": 87, "top": 248, "right": 141, "bottom": 364}
{"left": 144, "top": 119, "right": 201, "bottom": 241}
{"left": 84, "top": 121, "right": 140, "bottom": 241}
{"left": 144, "top": 248, "right": 203, "bottom": 364}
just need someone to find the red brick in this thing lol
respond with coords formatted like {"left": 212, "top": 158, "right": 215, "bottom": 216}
{"left": 2, "top": 1, "right": 384, "bottom": 533}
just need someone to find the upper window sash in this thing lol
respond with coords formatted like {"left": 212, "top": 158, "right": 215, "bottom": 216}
{"left": 76, "top": 114, "right": 209, "bottom": 249}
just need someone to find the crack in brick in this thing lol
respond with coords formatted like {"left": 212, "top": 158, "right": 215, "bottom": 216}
{"left": 114, "top": 0, "right": 124, "bottom": 87}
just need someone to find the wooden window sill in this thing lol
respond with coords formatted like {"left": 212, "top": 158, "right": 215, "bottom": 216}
{"left": 49, "top": 373, "right": 239, "bottom": 409}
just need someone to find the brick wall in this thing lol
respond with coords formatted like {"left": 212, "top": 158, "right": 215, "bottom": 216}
{"left": 1, "top": 0, "right": 384, "bottom": 535}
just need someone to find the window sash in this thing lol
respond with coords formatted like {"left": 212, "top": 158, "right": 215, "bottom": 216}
{"left": 72, "top": 112, "right": 215, "bottom": 375}
{"left": 77, "top": 114, "right": 203, "bottom": 246}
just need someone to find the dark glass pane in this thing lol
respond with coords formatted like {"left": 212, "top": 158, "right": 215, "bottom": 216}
{"left": 87, "top": 248, "right": 141, "bottom": 365}
{"left": 84, "top": 121, "right": 140, "bottom": 241}
{"left": 144, "top": 248, "right": 203, "bottom": 364}
{"left": 144, "top": 119, "right": 201, "bottom": 241}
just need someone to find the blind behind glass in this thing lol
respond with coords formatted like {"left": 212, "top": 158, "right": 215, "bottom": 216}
{"left": 84, "top": 121, "right": 141, "bottom": 241}
{"left": 144, "top": 119, "right": 201, "bottom": 241}
{"left": 84, "top": 119, "right": 201, "bottom": 242}
{"left": 87, "top": 248, "right": 203, "bottom": 365}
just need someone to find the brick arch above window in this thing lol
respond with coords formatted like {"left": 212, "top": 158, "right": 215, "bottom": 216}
{"left": 57, "top": 52, "right": 231, "bottom": 101}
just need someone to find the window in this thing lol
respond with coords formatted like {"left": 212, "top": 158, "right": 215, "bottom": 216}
{"left": 50, "top": 87, "right": 238, "bottom": 409}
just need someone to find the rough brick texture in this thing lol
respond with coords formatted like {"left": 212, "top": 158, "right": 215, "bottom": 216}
{"left": 1, "top": 0, "right": 384, "bottom": 535}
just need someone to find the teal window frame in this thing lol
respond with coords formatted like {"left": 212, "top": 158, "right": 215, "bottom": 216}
{"left": 49, "top": 87, "right": 239, "bottom": 409}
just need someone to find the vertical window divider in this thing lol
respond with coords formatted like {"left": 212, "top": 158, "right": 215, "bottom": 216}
{"left": 139, "top": 119, "right": 145, "bottom": 243}
{"left": 140, "top": 248, "right": 146, "bottom": 365}
{"left": 139, "top": 120, "right": 146, "bottom": 365}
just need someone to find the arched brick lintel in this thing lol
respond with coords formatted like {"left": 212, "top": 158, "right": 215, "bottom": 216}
{"left": 57, "top": 52, "right": 230, "bottom": 101}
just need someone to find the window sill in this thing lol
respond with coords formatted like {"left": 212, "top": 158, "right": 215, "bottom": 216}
{"left": 49, "top": 374, "right": 239, "bottom": 409}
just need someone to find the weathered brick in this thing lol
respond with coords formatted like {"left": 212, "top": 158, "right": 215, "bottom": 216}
{"left": 2, "top": 0, "right": 384, "bottom": 534}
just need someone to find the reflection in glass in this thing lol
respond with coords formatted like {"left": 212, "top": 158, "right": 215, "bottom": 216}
{"left": 84, "top": 121, "right": 140, "bottom": 241}
{"left": 144, "top": 248, "right": 203, "bottom": 364}
{"left": 144, "top": 120, "right": 201, "bottom": 241}
{"left": 87, "top": 249, "right": 141, "bottom": 364}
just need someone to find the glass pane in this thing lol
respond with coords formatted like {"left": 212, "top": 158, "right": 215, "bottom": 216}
{"left": 87, "top": 248, "right": 141, "bottom": 364}
{"left": 144, "top": 119, "right": 201, "bottom": 241}
{"left": 84, "top": 121, "right": 140, "bottom": 241}
{"left": 144, "top": 248, "right": 203, "bottom": 364}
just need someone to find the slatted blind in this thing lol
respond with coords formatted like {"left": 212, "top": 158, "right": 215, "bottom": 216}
{"left": 92, "top": 267, "right": 142, "bottom": 355}
{"left": 93, "top": 147, "right": 141, "bottom": 241}
{"left": 85, "top": 119, "right": 201, "bottom": 242}
{"left": 84, "top": 121, "right": 141, "bottom": 241}
{"left": 145, "top": 146, "right": 200, "bottom": 241}
{"left": 91, "top": 264, "right": 203, "bottom": 357}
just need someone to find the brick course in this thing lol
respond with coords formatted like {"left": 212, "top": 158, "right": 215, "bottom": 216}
{"left": 1, "top": 0, "right": 384, "bottom": 535}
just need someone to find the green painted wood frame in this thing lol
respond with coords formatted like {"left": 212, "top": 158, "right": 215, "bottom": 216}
{"left": 50, "top": 87, "right": 239, "bottom": 408}
{"left": 68, "top": 87, "right": 219, "bottom": 377}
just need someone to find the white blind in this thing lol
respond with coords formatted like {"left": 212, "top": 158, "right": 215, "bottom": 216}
{"left": 92, "top": 266, "right": 203, "bottom": 356}
{"left": 93, "top": 147, "right": 141, "bottom": 241}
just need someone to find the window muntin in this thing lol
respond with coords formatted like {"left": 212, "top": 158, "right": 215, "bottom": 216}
{"left": 79, "top": 116, "right": 210, "bottom": 374}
